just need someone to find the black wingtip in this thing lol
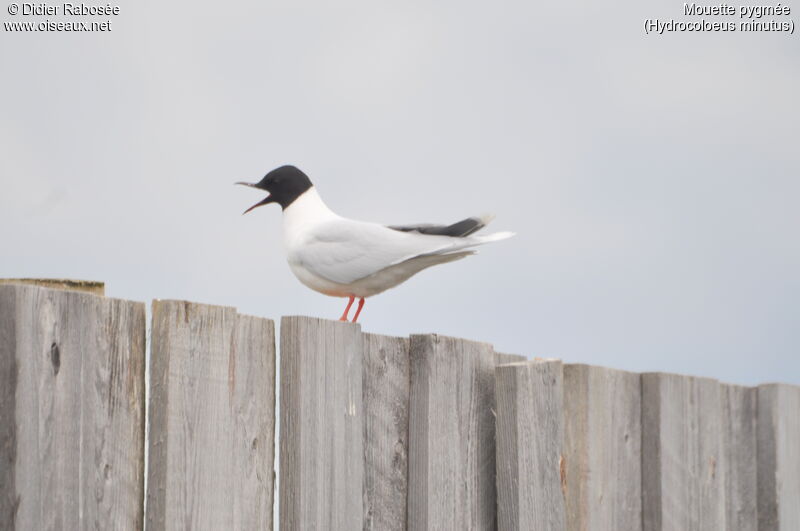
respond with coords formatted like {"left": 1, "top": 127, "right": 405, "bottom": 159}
{"left": 389, "top": 216, "right": 490, "bottom": 237}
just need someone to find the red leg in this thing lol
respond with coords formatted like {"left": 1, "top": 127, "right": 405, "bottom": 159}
{"left": 339, "top": 295, "right": 355, "bottom": 321}
{"left": 352, "top": 298, "right": 365, "bottom": 323}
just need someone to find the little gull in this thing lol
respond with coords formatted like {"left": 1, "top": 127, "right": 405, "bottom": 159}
{"left": 238, "top": 165, "right": 514, "bottom": 322}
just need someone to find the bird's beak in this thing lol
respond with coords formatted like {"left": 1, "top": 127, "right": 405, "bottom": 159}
{"left": 236, "top": 181, "right": 275, "bottom": 214}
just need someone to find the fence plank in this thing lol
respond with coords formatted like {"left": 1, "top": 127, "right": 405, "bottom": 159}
{"left": 721, "top": 384, "right": 757, "bottom": 531}
{"left": 407, "top": 334, "right": 496, "bottom": 530}
{"left": 146, "top": 300, "right": 275, "bottom": 531}
{"left": 495, "top": 352, "right": 526, "bottom": 365}
{"left": 495, "top": 360, "right": 565, "bottom": 531}
{"left": 279, "top": 316, "right": 363, "bottom": 530}
{"left": 0, "top": 284, "right": 145, "bottom": 530}
{"left": 0, "top": 278, "right": 105, "bottom": 295}
{"left": 641, "top": 373, "right": 724, "bottom": 531}
{"left": 363, "top": 333, "right": 410, "bottom": 531}
{"left": 563, "top": 364, "right": 641, "bottom": 531}
{"left": 757, "top": 383, "right": 800, "bottom": 531}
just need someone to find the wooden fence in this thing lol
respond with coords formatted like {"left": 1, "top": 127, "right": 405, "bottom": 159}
{"left": 1, "top": 281, "right": 798, "bottom": 530}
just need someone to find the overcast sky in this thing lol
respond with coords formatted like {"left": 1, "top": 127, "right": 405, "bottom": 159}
{"left": 2, "top": 0, "right": 798, "bottom": 385}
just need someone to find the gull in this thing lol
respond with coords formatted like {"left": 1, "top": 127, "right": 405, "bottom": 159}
{"left": 237, "top": 165, "right": 514, "bottom": 322}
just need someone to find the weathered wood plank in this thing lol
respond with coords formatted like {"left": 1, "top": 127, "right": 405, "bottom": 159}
{"left": 279, "top": 316, "right": 363, "bottom": 531}
{"left": 495, "top": 360, "right": 565, "bottom": 531}
{"left": 146, "top": 300, "right": 275, "bottom": 531}
{"left": 641, "top": 373, "right": 724, "bottom": 531}
{"left": 757, "top": 383, "right": 800, "bottom": 531}
{"left": 408, "top": 334, "right": 496, "bottom": 530}
{"left": 563, "top": 364, "right": 641, "bottom": 531}
{"left": 0, "top": 284, "right": 145, "bottom": 530}
{"left": 0, "top": 278, "right": 105, "bottom": 295}
{"left": 495, "top": 352, "right": 526, "bottom": 365}
{"left": 362, "top": 333, "right": 410, "bottom": 531}
{"left": 721, "top": 384, "right": 757, "bottom": 531}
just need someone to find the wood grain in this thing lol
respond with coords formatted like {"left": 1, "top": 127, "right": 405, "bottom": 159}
{"left": 279, "top": 316, "right": 363, "bottom": 531}
{"left": 641, "top": 373, "right": 724, "bottom": 531}
{"left": 495, "top": 360, "right": 565, "bottom": 531}
{"left": 757, "top": 383, "right": 800, "bottom": 531}
{"left": 146, "top": 300, "right": 275, "bottom": 531}
{"left": 0, "top": 284, "right": 145, "bottom": 530}
{"left": 495, "top": 352, "right": 526, "bottom": 365}
{"left": 6, "top": 284, "right": 798, "bottom": 531}
{"left": 408, "top": 334, "right": 496, "bottom": 530}
{"left": 721, "top": 384, "right": 757, "bottom": 531}
{"left": 0, "top": 278, "right": 105, "bottom": 295}
{"left": 362, "top": 333, "right": 410, "bottom": 531}
{"left": 563, "top": 364, "right": 641, "bottom": 531}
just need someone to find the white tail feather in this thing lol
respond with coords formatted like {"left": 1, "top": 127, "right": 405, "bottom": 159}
{"left": 473, "top": 231, "right": 515, "bottom": 243}
{"left": 424, "top": 231, "right": 515, "bottom": 258}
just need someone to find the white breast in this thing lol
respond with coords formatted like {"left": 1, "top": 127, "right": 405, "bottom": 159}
{"left": 282, "top": 187, "right": 339, "bottom": 253}
{"left": 281, "top": 188, "right": 348, "bottom": 295}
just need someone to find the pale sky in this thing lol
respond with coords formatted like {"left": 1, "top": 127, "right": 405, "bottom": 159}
{"left": 2, "top": 0, "right": 798, "bottom": 385}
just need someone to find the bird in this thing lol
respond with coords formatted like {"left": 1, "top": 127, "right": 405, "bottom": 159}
{"left": 237, "top": 165, "right": 514, "bottom": 323}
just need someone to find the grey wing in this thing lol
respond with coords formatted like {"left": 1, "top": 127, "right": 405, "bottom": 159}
{"left": 293, "top": 220, "right": 460, "bottom": 285}
{"left": 388, "top": 214, "right": 494, "bottom": 237}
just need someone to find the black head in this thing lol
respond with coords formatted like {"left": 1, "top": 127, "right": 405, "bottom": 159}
{"left": 236, "top": 165, "right": 313, "bottom": 213}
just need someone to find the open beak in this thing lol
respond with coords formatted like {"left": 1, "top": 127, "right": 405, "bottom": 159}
{"left": 236, "top": 181, "right": 274, "bottom": 214}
